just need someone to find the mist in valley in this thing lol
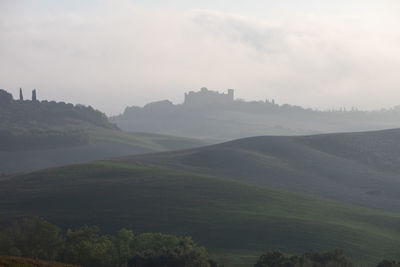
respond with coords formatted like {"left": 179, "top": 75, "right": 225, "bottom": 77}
{"left": 1, "top": 1, "right": 400, "bottom": 267}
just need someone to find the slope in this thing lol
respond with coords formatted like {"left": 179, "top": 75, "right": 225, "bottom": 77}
{"left": 1, "top": 161, "right": 400, "bottom": 266}
{"left": 0, "top": 129, "right": 207, "bottom": 174}
{"left": 0, "top": 89, "right": 207, "bottom": 174}
{"left": 119, "top": 128, "right": 400, "bottom": 212}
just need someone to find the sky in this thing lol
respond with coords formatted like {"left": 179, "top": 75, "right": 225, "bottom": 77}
{"left": 1, "top": 0, "right": 400, "bottom": 115}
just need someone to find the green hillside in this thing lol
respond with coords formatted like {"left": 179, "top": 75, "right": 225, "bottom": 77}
{"left": 0, "top": 129, "right": 207, "bottom": 174}
{"left": 1, "top": 161, "right": 400, "bottom": 266}
{"left": 0, "top": 89, "right": 207, "bottom": 174}
{"left": 119, "top": 128, "right": 400, "bottom": 212}
{"left": 91, "top": 129, "right": 207, "bottom": 152}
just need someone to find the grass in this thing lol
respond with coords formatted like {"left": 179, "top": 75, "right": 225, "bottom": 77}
{"left": 118, "top": 129, "right": 400, "bottom": 213}
{"left": 90, "top": 128, "right": 208, "bottom": 152}
{"left": 1, "top": 161, "right": 400, "bottom": 266}
{"left": 0, "top": 127, "right": 208, "bottom": 175}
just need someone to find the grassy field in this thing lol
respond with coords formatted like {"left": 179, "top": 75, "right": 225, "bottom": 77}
{"left": 90, "top": 128, "right": 208, "bottom": 152}
{"left": 118, "top": 128, "right": 400, "bottom": 212}
{"left": 0, "top": 128, "right": 207, "bottom": 174}
{"left": 1, "top": 161, "right": 400, "bottom": 266}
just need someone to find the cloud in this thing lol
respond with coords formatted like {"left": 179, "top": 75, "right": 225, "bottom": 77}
{"left": 1, "top": 1, "right": 400, "bottom": 114}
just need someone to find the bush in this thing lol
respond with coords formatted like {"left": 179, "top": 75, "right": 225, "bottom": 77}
{"left": 128, "top": 233, "right": 210, "bottom": 267}
{"left": 254, "top": 249, "right": 353, "bottom": 267}
{"left": 0, "top": 217, "right": 63, "bottom": 260}
{"left": 254, "top": 250, "right": 299, "bottom": 267}
{"left": 377, "top": 259, "right": 400, "bottom": 267}
{"left": 128, "top": 246, "right": 210, "bottom": 267}
{"left": 301, "top": 249, "right": 353, "bottom": 267}
{"left": 59, "top": 225, "right": 118, "bottom": 267}
{"left": 0, "top": 217, "right": 215, "bottom": 267}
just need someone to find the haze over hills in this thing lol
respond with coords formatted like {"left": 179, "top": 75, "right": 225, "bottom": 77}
{"left": 0, "top": 88, "right": 115, "bottom": 150}
{"left": 2, "top": 128, "right": 400, "bottom": 265}
{"left": 118, "top": 128, "right": 400, "bottom": 212}
{"left": 3, "top": 1, "right": 400, "bottom": 267}
{"left": 3, "top": 88, "right": 400, "bottom": 266}
{"left": 111, "top": 87, "right": 400, "bottom": 140}
{"left": 1, "top": 161, "right": 400, "bottom": 266}
{"left": 0, "top": 89, "right": 207, "bottom": 174}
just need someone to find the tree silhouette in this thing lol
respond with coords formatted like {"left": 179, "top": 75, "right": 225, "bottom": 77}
{"left": 32, "top": 89, "right": 37, "bottom": 101}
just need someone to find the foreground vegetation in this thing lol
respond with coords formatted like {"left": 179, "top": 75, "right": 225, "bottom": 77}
{"left": 0, "top": 217, "right": 214, "bottom": 267}
{"left": 254, "top": 250, "right": 400, "bottom": 267}
{"left": 1, "top": 218, "right": 399, "bottom": 267}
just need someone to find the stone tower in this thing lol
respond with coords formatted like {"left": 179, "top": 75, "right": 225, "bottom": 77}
{"left": 19, "top": 88, "right": 23, "bottom": 101}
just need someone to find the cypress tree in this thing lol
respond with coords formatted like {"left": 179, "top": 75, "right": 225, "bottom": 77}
{"left": 32, "top": 89, "right": 37, "bottom": 101}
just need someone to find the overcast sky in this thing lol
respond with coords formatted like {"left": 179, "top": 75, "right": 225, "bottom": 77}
{"left": 1, "top": 0, "right": 400, "bottom": 115}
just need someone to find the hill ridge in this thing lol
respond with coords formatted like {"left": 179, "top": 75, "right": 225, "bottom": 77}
{"left": 117, "top": 128, "right": 400, "bottom": 212}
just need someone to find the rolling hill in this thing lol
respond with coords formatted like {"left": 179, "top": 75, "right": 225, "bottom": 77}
{"left": 1, "top": 161, "right": 400, "bottom": 266}
{"left": 118, "top": 128, "right": 400, "bottom": 212}
{"left": 0, "top": 89, "right": 207, "bottom": 174}
{"left": 0, "top": 129, "right": 207, "bottom": 174}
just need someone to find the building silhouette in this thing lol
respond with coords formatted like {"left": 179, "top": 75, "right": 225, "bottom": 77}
{"left": 184, "top": 87, "right": 234, "bottom": 105}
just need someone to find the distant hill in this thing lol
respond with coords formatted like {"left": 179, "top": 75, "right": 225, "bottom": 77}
{"left": 1, "top": 161, "right": 400, "bottom": 266}
{"left": 0, "top": 88, "right": 116, "bottom": 151}
{"left": 0, "top": 89, "right": 207, "bottom": 174}
{"left": 111, "top": 87, "right": 400, "bottom": 140}
{"left": 118, "top": 128, "right": 400, "bottom": 212}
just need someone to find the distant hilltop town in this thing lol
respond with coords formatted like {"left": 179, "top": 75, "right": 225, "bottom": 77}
{"left": 184, "top": 87, "right": 234, "bottom": 105}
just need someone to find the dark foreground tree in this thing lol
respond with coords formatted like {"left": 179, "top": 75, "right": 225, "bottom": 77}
{"left": 128, "top": 233, "right": 210, "bottom": 267}
{"left": 0, "top": 217, "right": 218, "bottom": 267}
{"left": 0, "top": 217, "right": 63, "bottom": 260}
{"left": 301, "top": 250, "right": 353, "bottom": 267}
{"left": 128, "top": 247, "right": 210, "bottom": 267}
{"left": 254, "top": 250, "right": 299, "bottom": 267}
{"left": 377, "top": 259, "right": 400, "bottom": 267}
{"left": 59, "top": 225, "right": 117, "bottom": 267}
{"left": 254, "top": 249, "right": 353, "bottom": 267}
